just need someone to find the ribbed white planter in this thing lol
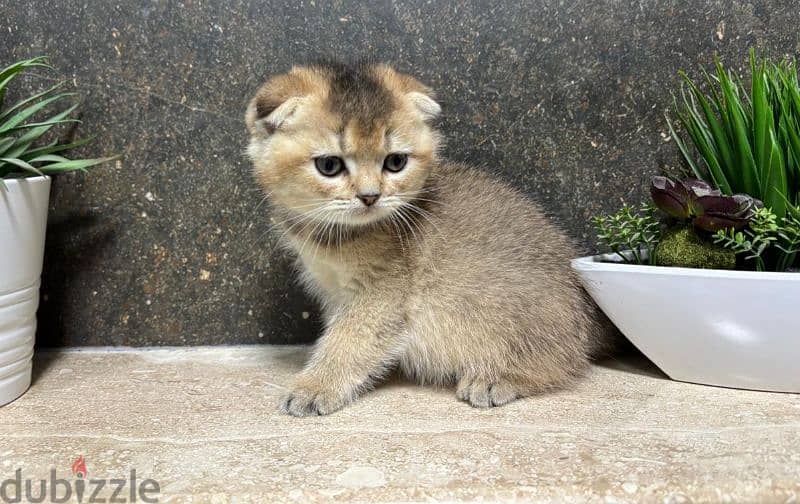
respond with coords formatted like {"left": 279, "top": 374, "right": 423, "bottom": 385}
{"left": 0, "top": 176, "right": 50, "bottom": 406}
{"left": 572, "top": 253, "right": 800, "bottom": 393}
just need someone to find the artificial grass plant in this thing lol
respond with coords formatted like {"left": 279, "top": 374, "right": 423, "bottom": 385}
{"left": 668, "top": 49, "right": 800, "bottom": 221}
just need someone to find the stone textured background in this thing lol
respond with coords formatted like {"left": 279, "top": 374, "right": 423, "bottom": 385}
{"left": 1, "top": 0, "right": 797, "bottom": 346}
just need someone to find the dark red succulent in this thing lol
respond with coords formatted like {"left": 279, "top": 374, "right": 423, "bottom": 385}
{"left": 650, "top": 176, "right": 761, "bottom": 232}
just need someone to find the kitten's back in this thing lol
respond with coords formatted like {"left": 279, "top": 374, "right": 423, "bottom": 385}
{"left": 404, "top": 162, "right": 612, "bottom": 378}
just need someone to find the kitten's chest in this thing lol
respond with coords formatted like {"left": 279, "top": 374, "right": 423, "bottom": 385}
{"left": 296, "top": 251, "right": 363, "bottom": 300}
{"left": 288, "top": 231, "right": 400, "bottom": 306}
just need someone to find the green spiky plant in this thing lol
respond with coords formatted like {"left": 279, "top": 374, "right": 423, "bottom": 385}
{"left": 668, "top": 49, "right": 800, "bottom": 269}
{"left": 592, "top": 204, "right": 661, "bottom": 265}
{"left": 0, "top": 56, "right": 116, "bottom": 186}
{"left": 714, "top": 207, "right": 800, "bottom": 271}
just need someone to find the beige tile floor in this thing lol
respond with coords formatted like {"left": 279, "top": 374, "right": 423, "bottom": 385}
{"left": 1, "top": 346, "right": 799, "bottom": 503}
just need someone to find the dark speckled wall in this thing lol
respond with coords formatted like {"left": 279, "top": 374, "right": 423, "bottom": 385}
{"left": 1, "top": 1, "right": 797, "bottom": 345}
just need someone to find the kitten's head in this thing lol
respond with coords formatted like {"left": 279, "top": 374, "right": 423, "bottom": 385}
{"left": 246, "top": 62, "right": 441, "bottom": 228}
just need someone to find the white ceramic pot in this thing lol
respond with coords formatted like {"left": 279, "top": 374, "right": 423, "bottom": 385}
{"left": 572, "top": 253, "right": 800, "bottom": 393}
{"left": 0, "top": 176, "right": 50, "bottom": 406}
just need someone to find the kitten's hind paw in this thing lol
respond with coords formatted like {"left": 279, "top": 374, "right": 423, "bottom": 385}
{"left": 279, "top": 383, "right": 350, "bottom": 417}
{"left": 456, "top": 376, "right": 520, "bottom": 408}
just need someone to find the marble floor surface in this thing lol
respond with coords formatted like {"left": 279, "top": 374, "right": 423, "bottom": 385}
{"left": 1, "top": 346, "right": 798, "bottom": 503}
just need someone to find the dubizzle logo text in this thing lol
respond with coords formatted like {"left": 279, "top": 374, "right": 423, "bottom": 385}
{"left": 0, "top": 456, "right": 160, "bottom": 503}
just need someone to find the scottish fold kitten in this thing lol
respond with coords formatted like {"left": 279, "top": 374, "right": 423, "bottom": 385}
{"left": 246, "top": 62, "right": 612, "bottom": 416}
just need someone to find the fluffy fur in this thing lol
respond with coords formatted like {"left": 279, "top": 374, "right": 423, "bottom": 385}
{"left": 246, "top": 62, "right": 612, "bottom": 416}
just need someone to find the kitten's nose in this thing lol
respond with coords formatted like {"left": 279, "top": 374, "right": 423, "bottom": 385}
{"left": 357, "top": 193, "right": 380, "bottom": 207}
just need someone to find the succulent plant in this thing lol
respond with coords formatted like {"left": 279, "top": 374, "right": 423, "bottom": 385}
{"left": 650, "top": 176, "right": 761, "bottom": 232}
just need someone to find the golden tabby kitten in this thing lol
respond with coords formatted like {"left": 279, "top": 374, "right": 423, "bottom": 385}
{"left": 246, "top": 62, "right": 612, "bottom": 416}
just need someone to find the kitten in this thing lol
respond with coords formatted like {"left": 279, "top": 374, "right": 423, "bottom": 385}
{"left": 246, "top": 62, "right": 613, "bottom": 416}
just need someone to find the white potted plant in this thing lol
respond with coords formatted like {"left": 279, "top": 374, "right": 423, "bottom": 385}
{"left": 573, "top": 50, "right": 800, "bottom": 393}
{"left": 0, "top": 57, "right": 114, "bottom": 406}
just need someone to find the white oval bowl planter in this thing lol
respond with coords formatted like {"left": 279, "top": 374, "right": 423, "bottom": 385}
{"left": 572, "top": 253, "right": 800, "bottom": 393}
{"left": 0, "top": 176, "right": 50, "bottom": 406}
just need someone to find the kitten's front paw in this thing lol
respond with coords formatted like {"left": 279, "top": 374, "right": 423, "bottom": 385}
{"left": 456, "top": 375, "right": 520, "bottom": 408}
{"left": 279, "top": 382, "right": 350, "bottom": 417}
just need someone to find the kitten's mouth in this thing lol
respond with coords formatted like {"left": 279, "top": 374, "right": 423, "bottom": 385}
{"left": 291, "top": 200, "right": 399, "bottom": 229}
{"left": 341, "top": 205, "right": 391, "bottom": 226}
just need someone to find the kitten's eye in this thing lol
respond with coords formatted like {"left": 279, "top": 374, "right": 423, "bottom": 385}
{"left": 383, "top": 153, "right": 409, "bottom": 173}
{"left": 314, "top": 156, "right": 346, "bottom": 177}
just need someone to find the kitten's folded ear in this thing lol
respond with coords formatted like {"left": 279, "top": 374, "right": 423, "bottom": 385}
{"left": 407, "top": 91, "right": 441, "bottom": 122}
{"left": 376, "top": 65, "right": 442, "bottom": 123}
{"left": 245, "top": 68, "right": 318, "bottom": 137}
{"left": 245, "top": 95, "right": 304, "bottom": 137}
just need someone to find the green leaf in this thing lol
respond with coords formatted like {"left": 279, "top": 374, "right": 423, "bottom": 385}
{"left": 683, "top": 73, "right": 736, "bottom": 187}
{"left": 763, "top": 130, "right": 788, "bottom": 218}
{"left": 2, "top": 117, "right": 80, "bottom": 133}
{"left": 679, "top": 105, "right": 732, "bottom": 193}
{"left": 0, "top": 157, "right": 44, "bottom": 176}
{"left": 3, "top": 102, "right": 80, "bottom": 159}
{"left": 0, "top": 57, "right": 51, "bottom": 107}
{"left": 0, "top": 137, "right": 15, "bottom": 157}
{"left": 19, "top": 137, "right": 92, "bottom": 158}
{"left": 751, "top": 50, "right": 773, "bottom": 191}
{"left": 0, "top": 56, "right": 50, "bottom": 86}
{"left": 716, "top": 58, "right": 759, "bottom": 195}
{"left": 27, "top": 154, "right": 70, "bottom": 164}
{"left": 0, "top": 81, "right": 66, "bottom": 121}
{"left": 38, "top": 156, "right": 119, "bottom": 174}
{"left": 0, "top": 92, "right": 76, "bottom": 133}
{"left": 666, "top": 113, "right": 702, "bottom": 179}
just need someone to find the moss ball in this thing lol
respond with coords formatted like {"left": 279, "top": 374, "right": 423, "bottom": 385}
{"left": 655, "top": 226, "right": 736, "bottom": 270}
